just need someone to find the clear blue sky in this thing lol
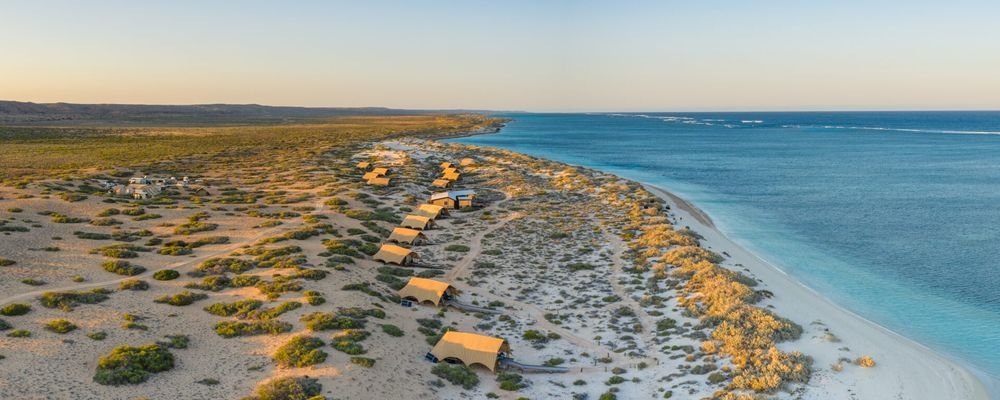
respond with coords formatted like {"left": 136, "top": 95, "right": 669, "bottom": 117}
{"left": 2, "top": 0, "right": 999, "bottom": 111}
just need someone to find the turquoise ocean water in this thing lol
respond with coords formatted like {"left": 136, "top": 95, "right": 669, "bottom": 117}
{"left": 446, "top": 112, "right": 1000, "bottom": 388}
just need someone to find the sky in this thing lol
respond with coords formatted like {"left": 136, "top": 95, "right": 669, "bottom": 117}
{"left": 2, "top": 0, "right": 999, "bottom": 112}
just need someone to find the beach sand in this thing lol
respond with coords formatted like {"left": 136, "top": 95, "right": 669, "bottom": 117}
{"left": 646, "top": 185, "right": 990, "bottom": 400}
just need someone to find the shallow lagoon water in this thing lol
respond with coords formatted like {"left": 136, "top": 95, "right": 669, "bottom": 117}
{"left": 447, "top": 112, "right": 1000, "bottom": 384}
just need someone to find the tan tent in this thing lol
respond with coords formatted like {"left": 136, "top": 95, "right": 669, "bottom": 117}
{"left": 362, "top": 171, "right": 384, "bottom": 181}
{"left": 387, "top": 227, "right": 427, "bottom": 244}
{"left": 367, "top": 177, "right": 391, "bottom": 186}
{"left": 356, "top": 161, "right": 371, "bottom": 170}
{"left": 432, "top": 179, "right": 452, "bottom": 188}
{"left": 430, "top": 331, "right": 510, "bottom": 372}
{"left": 398, "top": 277, "right": 457, "bottom": 306}
{"left": 443, "top": 171, "right": 461, "bottom": 181}
{"left": 371, "top": 167, "right": 390, "bottom": 176}
{"left": 372, "top": 244, "right": 417, "bottom": 265}
{"left": 439, "top": 162, "right": 454, "bottom": 170}
{"left": 459, "top": 158, "right": 476, "bottom": 166}
{"left": 400, "top": 214, "right": 434, "bottom": 230}
{"left": 442, "top": 167, "right": 460, "bottom": 175}
{"left": 414, "top": 203, "right": 447, "bottom": 220}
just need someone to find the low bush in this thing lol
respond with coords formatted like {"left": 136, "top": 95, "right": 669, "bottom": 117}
{"left": 497, "top": 372, "right": 526, "bottom": 391}
{"left": 197, "top": 258, "right": 256, "bottom": 275}
{"left": 445, "top": 244, "right": 471, "bottom": 252}
{"left": 204, "top": 299, "right": 264, "bottom": 318}
{"left": 274, "top": 336, "right": 327, "bottom": 367}
{"left": 119, "top": 279, "right": 150, "bottom": 291}
{"left": 215, "top": 320, "right": 292, "bottom": 338}
{"left": 44, "top": 319, "right": 78, "bottom": 334}
{"left": 431, "top": 364, "right": 479, "bottom": 389}
{"left": 7, "top": 329, "right": 30, "bottom": 338}
{"left": 154, "top": 291, "right": 208, "bottom": 306}
{"left": 102, "top": 260, "right": 146, "bottom": 276}
{"left": 93, "top": 344, "right": 174, "bottom": 385}
{"left": 350, "top": 357, "right": 376, "bottom": 368}
{"left": 39, "top": 289, "right": 110, "bottom": 311}
{"left": 0, "top": 258, "right": 16, "bottom": 267}
{"left": 381, "top": 324, "right": 404, "bottom": 337}
{"left": 246, "top": 376, "right": 321, "bottom": 400}
{"left": 152, "top": 269, "right": 180, "bottom": 281}
{"left": 87, "top": 331, "right": 108, "bottom": 340}
{"left": 1, "top": 303, "right": 31, "bottom": 316}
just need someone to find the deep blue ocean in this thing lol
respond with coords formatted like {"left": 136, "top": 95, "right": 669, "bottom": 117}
{"left": 446, "top": 112, "right": 1000, "bottom": 384}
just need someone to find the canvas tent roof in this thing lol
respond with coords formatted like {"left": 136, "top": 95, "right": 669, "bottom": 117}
{"left": 432, "top": 179, "right": 451, "bottom": 188}
{"left": 414, "top": 204, "right": 446, "bottom": 219}
{"left": 401, "top": 214, "right": 433, "bottom": 230}
{"left": 430, "top": 331, "right": 510, "bottom": 372}
{"left": 367, "top": 177, "right": 390, "bottom": 186}
{"left": 440, "top": 162, "right": 453, "bottom": 169}
{"left": 443, "top": 171, "right": 461, "bottom": 181}
{"left": 432, "top": 190, "right": 477, "bottom": 201}
{"left": 388, "top": 227, "right": 427, "bottom": 244}
{"left": 362, "top": 171, "right": 384, "bottom": 180}
{"left": 442, "top": 167, "right": 460, "bottom": 175}
{"left": 356, "top": 161, "right": 371, "bottom": 169}
{"left": 371, "top": 167, "right": 390, "bottom": 175}
{"left": 459, "top": 158, "right": 475, "bottom": 166}
{"left": 372, "top": 244, "right": 416, "bottom": 265}
{"left": 398, "top": 277, "right": 456, "bottom": 306}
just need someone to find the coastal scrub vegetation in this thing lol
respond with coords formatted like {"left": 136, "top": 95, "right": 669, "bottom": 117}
{"left": 244, "top": 376, "right": 322, "bottom": 400}
{"left": 93, "top": 344, "right": 174, "bottom": 385}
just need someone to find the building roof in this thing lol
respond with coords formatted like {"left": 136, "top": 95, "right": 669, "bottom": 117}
{"left": 432, "top": 179, "right": 451, "bottom": 188}
{"left": 442, "top": 167, "right": 460, "bottom": 175}
{"left": 443, "top": 171, "right": 461, "bottom": 181}
{"left": 356, "top": 161, "right": 371, "bottom": 169}
{"left": 440, "top": 162, "right": 454, "bottom": 169}
{"left": 362, "top": 171, "right": 384, "bottom": 181}
{"left": 430, "top": 190, "right": 477, "bottom": 201}
{"left": 371, "top": 167, "right": 390, "bottom": 175}
{"left": 459, "top": 158, "right": 476, "bottom": 166}
{"left": 372, "top": 244, "right": 416, "bottom": 264}
{"left": 388, "top": 227, "right": 427, "bottom": 244}
{"left": 414, "top": 204, "right": 445, "bottom": 219}
{"left": 400, "top": 214, "right": 433, "bottom": 230}
{"left": 430, "top": 331, "right": 510, "bottom": 372}
{"left": 398, "top": 277, "right": 455, "bottom": 306}
{"left": 367, "top": 177, "right": 391, "bottom": 186}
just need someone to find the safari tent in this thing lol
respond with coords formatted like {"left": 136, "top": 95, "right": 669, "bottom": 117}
{"left": 372, "top": 244, "right": 418, "bottom": 265}
{"left": 367, "top": 176, "right": 391, "bottom": 186}
{"left": 442, "top": 167, "right": 460, "bottom": 175}
{"left": 443, "top": 171, "right": 461, "bottom": 181}
{"left": 387, "top": 227, "right": 428, "bottom": 245}
{"left": 356, "top": 161, "right": 371, "bottom": 170}
{"left": 398, "top": 277, "right": 457, "bottom": 306}
{"left": 414, "top": 203, "right": 447, "bottom": 219}
{"left": 371, "top": 167, "right": 390, "bottom": 176}
{"left": 432, "top": 179, "right": 452, "bottom": 188}
{"left": 429, "top": 331, "right": 510, "bottom": 372}
{"left": 400, "top": 214, "right": 434, "bottom": 230}
{"left": 439, "top": 162, "right": 454, "bottom": 170}
{"left": 362, "top": 171, "right": 383, "bottom": 181}
{"left": 429, "top": 190, "right": 477, "bottom": 209}
{"left": 459, "top": 158, "right": 475, "bottom": 166}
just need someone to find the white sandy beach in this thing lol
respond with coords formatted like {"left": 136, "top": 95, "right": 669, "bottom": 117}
{"left": 646, "top": 185, "right": 991, "bottom": 400}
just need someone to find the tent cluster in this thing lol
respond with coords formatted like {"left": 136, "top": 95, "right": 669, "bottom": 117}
{"left": 357, "top": 161, "right": 391, "bottom": 186}
{"left": 431, "top": 159, "right": 472, "bottom": 188}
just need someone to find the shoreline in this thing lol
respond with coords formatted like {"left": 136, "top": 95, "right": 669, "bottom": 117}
{"left": 645, "top": 183, "right": 991, "bottom": 400}
{"left": 441, "top": 128, "right": 992, "bottom": 399}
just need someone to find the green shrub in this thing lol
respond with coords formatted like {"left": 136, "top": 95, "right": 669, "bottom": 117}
{"left": 152, "top": 269, "right": 180, "bottom": 280}
{"left": 44, "top": 319, "right": 78, "bottom": 334}
{"left": 0, "top": 258, "right": 16, "bottom": 266}
{"left": 0, "top": 319, "right": 10, "bottom": 331}
{"left": 246, "top": 376, "right": 321, "bottom": 400}
{"left": 185, "top": 275, "right": 232, "bottom": 291}
{"left": 119, "top": 279, "right": 149, "bottom": 291}
{"left": 215, "top": 320, "right": 292, "bottom": 338}
{"left": 350, "top": 357, "right": 376, "bottom": 368}
{"left": 300, "top": 312, "right": 363, "bottom": 331}
{"left": 154, "top": 291, "right": 208, "bottom": 306}
{"left": 497, "top": 372, "right": 526, "bottom": 391}
{"left": 93, "top": 344, "right": 174, "bottom": 385}
{"left": 381, "top": 324, "right": 404, "bottom": 337}
{"left": 90, "top": 244, "right": 150, "bottom": 259}
{"left": 230, "top": 274, "right": 262, "bottom": 288}
{"left": 39, "top": 289, "right": 110, "bottom": 311}
{"left": 159, "top": 334, "right": 190, "bottom": 349}
{"left": 96, "top": 208, "right": 120, "bottom": 217}
{"left": 102, "top": 260, "right": 146, "bottom": 276}
{"left": 431, "top": 364, "right": 479, "bottom": 389}
{"left": 274, "top": 336, "right": 327, "bottom": 367}
{"left": 87, "top": 331, "right": 108, "bottom": 340}
{"left": 7, "top": 329, "right": 30, "bottom": 338}
{"left": 197, "top": 258, "right": 256, "bottom": 275}
{"left": 445, "top": 244, "right": 471, "bottom": 252}
{"left": 89, "top": 218, "right": 122, "bottom": 226}
{"left": 204, "top": 299, "right": 263, "bottom": 317}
